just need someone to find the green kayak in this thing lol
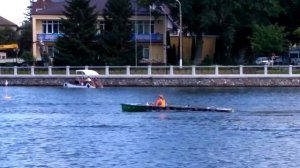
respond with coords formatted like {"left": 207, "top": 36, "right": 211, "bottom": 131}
{"left": 121, "top": 103, "right": 234, "bottom": 113}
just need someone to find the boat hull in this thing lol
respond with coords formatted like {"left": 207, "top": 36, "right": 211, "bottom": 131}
{"left": 63, "top": 82, "right": 96, "bottom": 88}
{"left": 63, "top": 69, "right": 103, "bottom": 88}
{"left": 121, "top": 103, "right": 233, "bottom": 113}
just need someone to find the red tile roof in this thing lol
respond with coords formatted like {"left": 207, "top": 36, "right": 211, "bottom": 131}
{"left": 32, "top": 0, "right": 65, "bottom": 15}
{"left": 31, "top": 0, "right": 156, "bottom": 16}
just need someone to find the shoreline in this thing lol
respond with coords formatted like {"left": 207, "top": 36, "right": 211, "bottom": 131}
{"left": 0, "top": 75, "right": 300, "bottom": 87}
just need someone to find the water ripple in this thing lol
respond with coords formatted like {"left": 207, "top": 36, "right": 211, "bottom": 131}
{"left": 1, "top": 87, "right": 300, "bottom": 167}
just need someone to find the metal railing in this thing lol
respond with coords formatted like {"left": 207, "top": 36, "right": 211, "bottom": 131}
{"left": 0, "top": 65, "right": 300, "bottom": 77}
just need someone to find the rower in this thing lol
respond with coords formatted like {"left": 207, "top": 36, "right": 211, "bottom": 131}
{"left": 155, "top": 95, "right": 166, "bottom": 107}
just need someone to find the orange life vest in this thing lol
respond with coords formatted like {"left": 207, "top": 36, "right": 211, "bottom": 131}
{"left": 156, "top": 98, "right": 166, "bottom": 107}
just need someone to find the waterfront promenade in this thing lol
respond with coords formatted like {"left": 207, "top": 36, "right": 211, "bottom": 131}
{"left": 1, "top": 65, "right": 300, "bottom": 87}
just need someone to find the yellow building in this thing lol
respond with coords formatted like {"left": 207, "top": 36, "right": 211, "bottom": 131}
{"left": 31, "top": 0, "right": 172, "bottom": 64}
{"left": 170, "top": 35, "right": 218, "bottom": 64}
{"left": 31, "top": 0, "right": 216, "bottom": 65}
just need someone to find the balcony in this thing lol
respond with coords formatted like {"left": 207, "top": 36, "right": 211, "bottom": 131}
{"left": 132, "top": 33, "right": 163, "bottom": 43}
{"left": 37, "top": 33, "right": 163, "bottom": 43}
{"left": 37, "top": 33, "right": 62, "bottom": 42}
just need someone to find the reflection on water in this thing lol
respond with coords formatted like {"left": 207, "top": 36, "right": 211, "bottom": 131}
{"left": 1, "top": 87, "right": 300, "bottom": 167}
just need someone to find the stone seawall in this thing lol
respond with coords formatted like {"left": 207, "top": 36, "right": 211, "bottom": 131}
{"left": 1, "top": 76, "right": 300, "bottom": 87}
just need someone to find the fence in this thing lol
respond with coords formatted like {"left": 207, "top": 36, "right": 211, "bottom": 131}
{"left": 0, "top": 65, "right": 300, "bottom": 76}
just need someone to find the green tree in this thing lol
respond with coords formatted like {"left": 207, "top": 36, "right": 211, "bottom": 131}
{"left": 272, "top": 0, "right": 300, "bottom": 45}
{"left": 201, "top": 0, "right": 283, "bottom": 65}
{"left": 166, "top": 31, "right": 176, "bottom": 65}
{"left": 20, "top": 51, "right": 35, "bottom": 65}
{"left": 170, "top": 0, "right": 216, "bottom": 65}
{"left": 54, "top": 0, "right": 98, "bottom": 66}
{"left": 0, "top": 27, "right": 19, "bottom": 58}
{"left": 293, "top": 27, "right": 300, "bottom": 43}
{"left": 250, "top": 24, "right": 289, "bottom": 57}
{"left": 0, "top": 27, "right": 18, "bottom": 44}
{"left": 139, "top": 0, "right": 233, "bottom": 64}
{"left": 211, "top": 0, "right": 241, "bottom": 64}
{"left": 18, "top": 21, "right": 32, "bottom": 52}
{"left": 98, "top": 0, "right": 135, "bottom": 65}
{"left": 17, "top": 0, "right": 34, "bottom": 65}
{"left": 141, "top": 0, "right": 284, "bottom": 65}
{"left": 228, "top": 0, "right": 283, "bottom": 64}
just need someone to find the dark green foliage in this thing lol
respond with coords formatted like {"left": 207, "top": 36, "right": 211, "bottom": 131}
{"left": 18, "top": 21, "right": 32, "bottom": 51}
{"left": 250, "top": 24, "right": 289, "bottom": 56}
{"left": 191, "top": 36, "right": 195, "bottom": 62}
{"left": 98, "top": 0, "right": 135, "bottom": 65}
{"left": 272, "top": 0, "right": 300, "bottom": 44}
{"left": 0, "top": 27, "right": 19, "bottom": 58}
{"left": 21, "top": 51, "right": 35, "bottom": 63}
{"left": 238, "top": 0, "right": 283, "bottom": 26}
{"left": 229, "top": 0, "right": 283, "bottom": 64}
{"left": 166, "top": 31, "right": 176, "bottom": 65}
{"left": 176, "top": 0, "right": 216, "bottom": 63}
{"left": 231, "top": 28, "right": 253, "bottom": 64}
{"left": 210, "top": 0, "right": 240, "bottom": 64}
{"left": 293, "top": 27, "right": 300, "bottom": 41}
{"left": 171, "top": 44, "right": 178, "bottom": 65}
{"left": 138, "top": 0, "right": 157, "bottom": 5}
{"left": 140, "top": 0, "right": 285, "bottom": 65}
{"left": 17, "top": 1, "right": 34, "bottom": 61}
{"left": 201, "top": 55, "right": 213, "bottom": 65}
{"left": 54, "top": 0, "right": 98, "bottom": 66}
{"left": 23, "top": 0, "right": 300, "bottom": 65}
{"left": 0, "top": 27, "right": 18, "bottom": 44}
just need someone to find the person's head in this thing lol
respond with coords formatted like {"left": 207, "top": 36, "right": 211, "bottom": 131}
{"left": 158, "top": 94, "right": 163, "bottom": 99}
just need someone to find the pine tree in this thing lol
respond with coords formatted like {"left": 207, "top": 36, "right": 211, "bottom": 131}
{"left": 54, "top": 0, "right": 98, "bottom": 66}
{"left": 19, "top": 21, "right": 32, "bottom": 52}
{"left": 98, "top": 0, "right": 135, "bottom": 65}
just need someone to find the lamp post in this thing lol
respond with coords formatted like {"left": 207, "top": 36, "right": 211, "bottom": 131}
{"left": 176, "top": 0, "right": 182, "bottom": 68}
{"left": 149, "top": 5, "right": 152, "bottom": 64}
{"left": 135, "top": 0, "right": 138, "bottom": 66}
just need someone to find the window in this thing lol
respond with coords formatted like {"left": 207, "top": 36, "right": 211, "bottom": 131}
{"left": 42, "top": 20, "right": 61, "bottom": 34}
{"left": 97, "top": 21, "right": 105, "bottom": 34}
{"left": 99, "top": 21, "right": 105, "bottom": 31}
{"left": 53, "top": 21, "right": 59, "bottom": 33}
{"left": 137, "top": 21, "right": 144, "bottom": 34}
{"left": 135, "top": 21, "right": 154, "bottom": 34}
{"left": 143, "top": 47, "right": 149, "bottom": 59}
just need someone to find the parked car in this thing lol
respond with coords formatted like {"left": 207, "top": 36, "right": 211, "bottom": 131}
{"left": 255, "top": 57, "right": 273, "bottom": 65}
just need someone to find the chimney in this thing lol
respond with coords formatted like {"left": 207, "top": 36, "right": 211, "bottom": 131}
{"left": 43, "top": 0, "right": 46, "bottom": 9}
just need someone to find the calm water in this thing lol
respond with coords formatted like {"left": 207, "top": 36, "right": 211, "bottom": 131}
{"left": 1, "top": 87, "right": 300, "bottom": 168}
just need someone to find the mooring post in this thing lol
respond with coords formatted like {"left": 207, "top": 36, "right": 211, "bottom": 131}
{"left": 66, "top": 66, "right": 70, "bottom": 75}
{"left": 31, "top": 66, "right": 35, "bottom": 76}
{"left": 48, "top": 66, "right": 52, "bottom": 75}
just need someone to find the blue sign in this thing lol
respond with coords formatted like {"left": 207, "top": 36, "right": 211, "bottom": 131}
{"left": 38, "top": 33, "right": 163, "bottom": 43}
{"left": 37, "top": 34, "right": 63, "bottom": 42}
{"left": 132, "top": 33, "right": 163, "bottom": 43}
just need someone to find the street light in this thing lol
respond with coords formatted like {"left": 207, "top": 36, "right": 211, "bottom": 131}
{"left": 149, "top": 4, "right": 152, "bottom": 64}
{"left": 176, "top": 0, "right": 182, "bottom": 68}
{"left": 149, "top": 4, "right": 156, "bottom": 64}
{"left": 135, "top": 0, "right": 138, "bottom": 66}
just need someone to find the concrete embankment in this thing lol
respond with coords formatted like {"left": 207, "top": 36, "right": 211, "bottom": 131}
{"left": 1, "top": 75, "right": 300, "bottom": 87}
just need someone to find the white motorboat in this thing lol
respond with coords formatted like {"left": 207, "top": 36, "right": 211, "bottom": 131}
{"left": 63, "top": 82, "right": 97, "bottom": 88}
{"left": 63, "top": 70, "right": 103, "bottom": 88}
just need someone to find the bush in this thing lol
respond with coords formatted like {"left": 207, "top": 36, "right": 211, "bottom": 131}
{"left": 21, "top": 51, "right": 35, "bottom": 65}
{"left": 201, "top": 55, "right": 213, "bottom": 65}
